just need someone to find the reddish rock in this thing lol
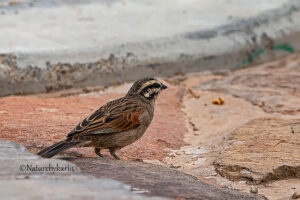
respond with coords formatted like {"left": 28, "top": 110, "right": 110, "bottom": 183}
{"left": 0, "top": 85, "right": 185, "bottom": 160}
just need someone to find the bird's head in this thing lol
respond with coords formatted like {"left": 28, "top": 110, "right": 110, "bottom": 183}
{"left": 126, "top": 78, "right": 168, "bottom": 101}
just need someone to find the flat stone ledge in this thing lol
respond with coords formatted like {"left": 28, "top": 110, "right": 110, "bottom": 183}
{"left": 0, "top": 179, "right": 167, "bottom": 200}
{"left": 68, "top": 157, "right": 265, "bottom": 200}
{"left": 0, "top": 139, "right": 265, "bottom": 200}
{"left": 0, "top": 140, "right": 167, "bottom": 200}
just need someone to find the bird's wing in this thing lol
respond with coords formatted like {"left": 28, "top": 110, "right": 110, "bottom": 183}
{"left": 67, "top": 102, "right": 145, "bottom": 138}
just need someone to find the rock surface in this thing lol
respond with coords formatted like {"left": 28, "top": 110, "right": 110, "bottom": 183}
{"left": 0, "top": 84, "right": 185, "bottom": 160}
{"left": 199, "top": 54, "right": 300, "bottom": 114}
{"left": 1, "top": 179, "right": 167, "bottom": 200}
{"left": 163, "top": 53, "right": 300, "bottom": 200}
{"left": 1, "top": 53, "right": 300, "bottom": 199}
{"left": 0, "top": 139, "right": 264, "bottom": 200}
{"left": 214, "top": 118, "right": 300, "bottom": 184}
{"left": 68, "top": 157, "right": 264, "bottom": 200}
{"left": 0, "top": 140, "right": 167, "bottom": 200}
{"left": 0, "top": 139, "right": 82, "bottom": 178}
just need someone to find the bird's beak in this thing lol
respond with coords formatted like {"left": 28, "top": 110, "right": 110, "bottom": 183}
{"left": 160, "top": 84, "right": 168, "bottom": 90}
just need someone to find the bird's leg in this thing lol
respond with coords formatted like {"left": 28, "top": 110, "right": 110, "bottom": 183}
{"left": 94, "top": 147, "right": 103, "bottom": 157}
{"left": 109, "top": 147, "right": 120, "bottom": 160}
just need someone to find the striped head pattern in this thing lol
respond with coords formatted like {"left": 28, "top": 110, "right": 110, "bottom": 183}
{"left": 127, "top": 78, "right": 168, "bottom": 101}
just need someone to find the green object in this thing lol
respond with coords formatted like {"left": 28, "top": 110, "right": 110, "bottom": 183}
{"left": 235, "top": 44, "right": 294, "bottom": 68}
{"left": 274, "top": 44, "right": 295, "bottom": 53}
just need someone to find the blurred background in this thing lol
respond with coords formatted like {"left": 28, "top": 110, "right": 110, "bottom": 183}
{"left": 0, "top": 1, "right": 299, "bottom": 200}
{"left": 0, "top": 0, "right": 298, "bottom": 96}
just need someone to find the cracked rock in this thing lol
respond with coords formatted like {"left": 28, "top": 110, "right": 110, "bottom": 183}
{"left": 214, "top": 118, "right": 300, "bottom": 184}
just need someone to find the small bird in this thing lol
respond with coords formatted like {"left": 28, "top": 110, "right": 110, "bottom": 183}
{"left": 38, "top": 78, "right": 167, "bottom": 159}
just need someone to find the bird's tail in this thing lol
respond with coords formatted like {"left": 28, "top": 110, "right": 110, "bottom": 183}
{"left": 37, "top": 140, "right": 79, "bottom": 158}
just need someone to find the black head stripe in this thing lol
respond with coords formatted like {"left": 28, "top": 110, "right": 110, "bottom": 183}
{"left": 140, "top": 86, "right": 161, "bottom": 100}
{"left": 127, "top": 78, "right": 160, "bottom": 96}
{"left": 147, "top": 92, "right": 158, "bottom": 100}
{"left": 140, "top": 83, "right": 161, "bottom": 95}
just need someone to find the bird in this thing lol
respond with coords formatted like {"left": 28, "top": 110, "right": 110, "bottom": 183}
{"left": 38, "top": 77, "right": 168, "bottom": 160}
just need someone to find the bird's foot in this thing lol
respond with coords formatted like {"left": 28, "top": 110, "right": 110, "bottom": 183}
{"left": 109, "top": 148, "right": 120, "bottom": 160}
{"left": 112, "top": 153, "right": 120, "bottom": 160}
{"left": 94, "top": 148, "right": 103, "bottom": 157}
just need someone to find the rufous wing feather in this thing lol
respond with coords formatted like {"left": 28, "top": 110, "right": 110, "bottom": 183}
{"left": 67, "top": 107, "right": 145, "bottom": 138}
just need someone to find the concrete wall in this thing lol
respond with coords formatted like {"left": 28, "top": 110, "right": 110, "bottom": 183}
{"left": 0, "top": 0, "right": 299, "bottom": 96}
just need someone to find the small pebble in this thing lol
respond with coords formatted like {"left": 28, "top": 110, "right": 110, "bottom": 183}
{"left": 250, "top": 187, "right": 258, "bottom": 194}
{"left": 223, "top": 185, "right": 233, "bottom": 190}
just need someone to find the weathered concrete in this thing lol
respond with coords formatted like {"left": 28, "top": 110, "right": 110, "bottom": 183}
{"left": 0, "top": 140, "right": 168, "bottom": 200}
{"left": 1, "top": 179, "right": 167, "bottom": 200}
{"left": 1, "top": 0, "right": 300, "bottom": 96}
{"left": 0, "top": 139, "right": 82, "bottom": 178}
